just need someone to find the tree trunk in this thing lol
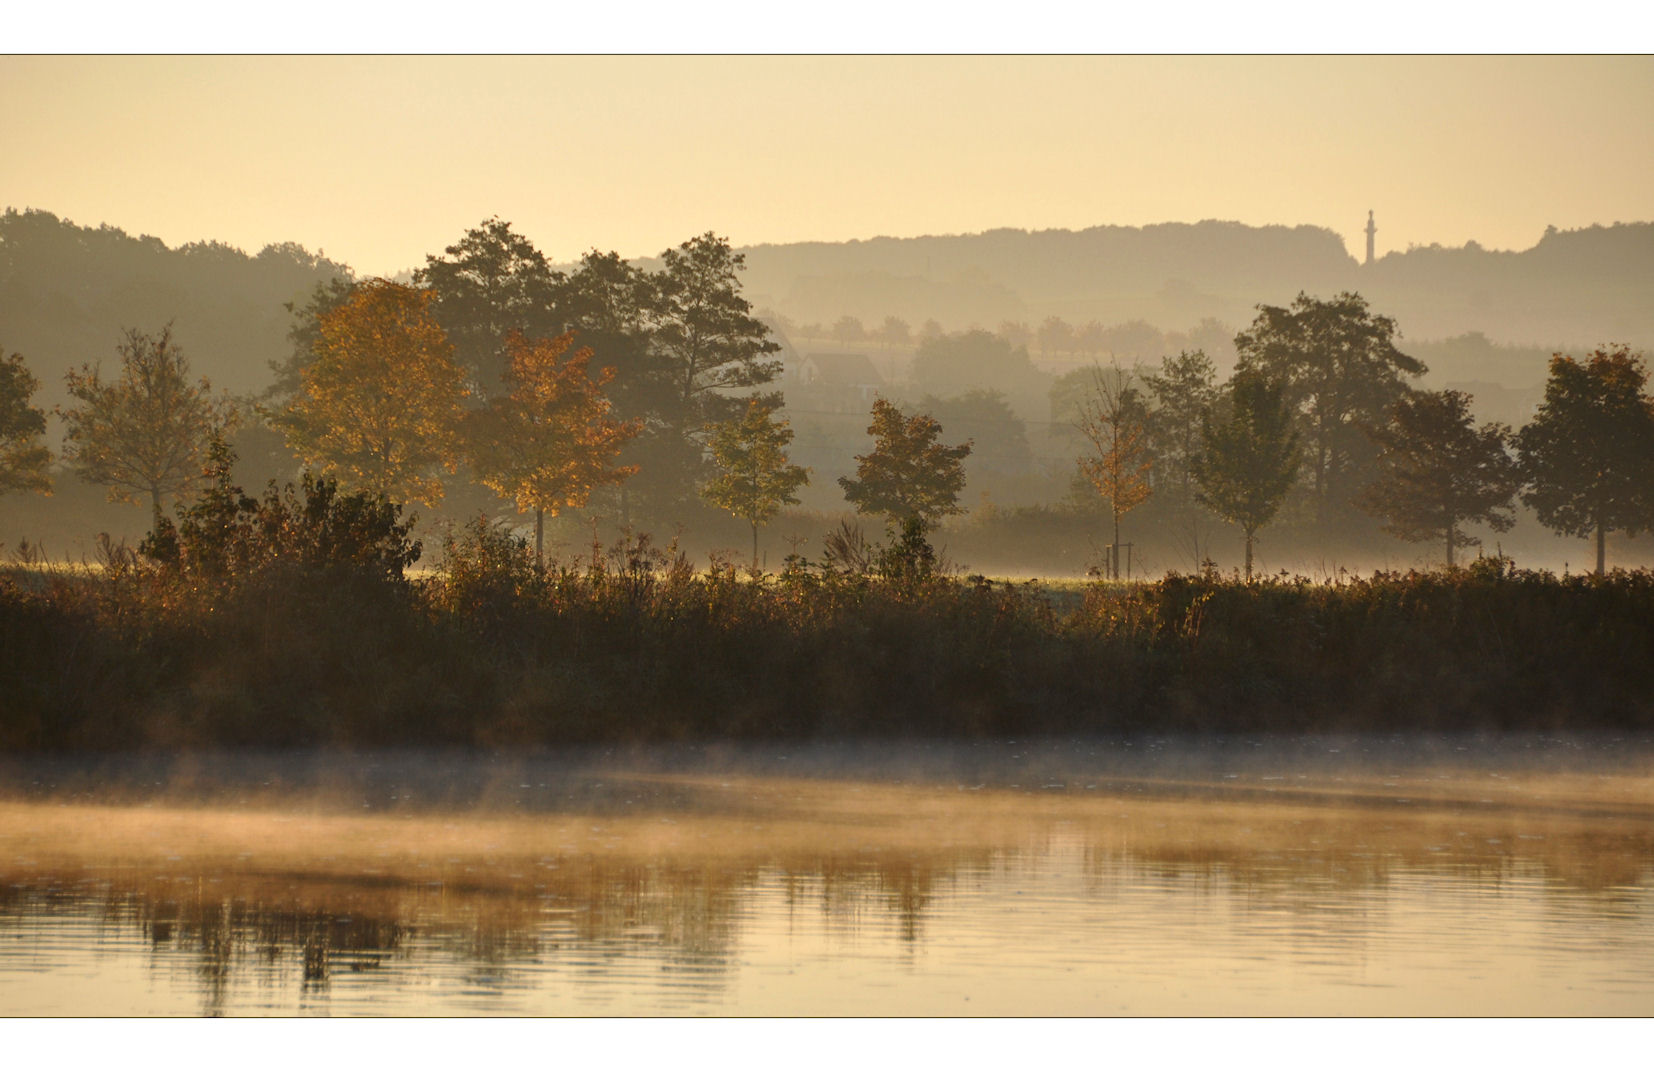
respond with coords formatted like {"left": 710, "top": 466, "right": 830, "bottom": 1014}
{"left": 535, "top": 508, "right": 545, "bottom": 567}
{"left": 752, "top": 521, "right": 759, "bottom": 573}
{"left": 1596, "top": 521, "right": 1607, "bottom": 576}
{"left": 1445, "top": 526, "right": 1455, "bottom": 570}
{"left": 1112, "top": 507, "right": 1121, "bottom": 581}
{"left": 150, "top": 486, "right": 162, "bottom": 517}
{"left": 1244, "top": 528, "right": 1254, "bottom": 581}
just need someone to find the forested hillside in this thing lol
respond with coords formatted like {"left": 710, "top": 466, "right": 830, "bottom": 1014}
{"left": 720, "top": 219, "right": 1654, "bottom": 354}
{"left": 0, "top": 209, "right": 351, "bottom": 408}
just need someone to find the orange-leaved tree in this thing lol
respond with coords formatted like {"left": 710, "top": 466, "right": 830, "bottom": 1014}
{"left": 1076, "top": 364, "right": 1153, "bottom": 580}
{"left": 278, "top": 279, "right": 469, "bottom": 507}
{"left": 468, "top": 331, "right": 642, "bottom": 563}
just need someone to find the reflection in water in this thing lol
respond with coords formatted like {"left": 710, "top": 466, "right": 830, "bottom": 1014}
{"left": 1, "top": 739, "right": 1651, "bottom": 1015}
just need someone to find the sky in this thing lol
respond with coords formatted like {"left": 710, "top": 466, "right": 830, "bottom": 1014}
{"left": 2, "top": 53, "right": 1651, "bottom": 277}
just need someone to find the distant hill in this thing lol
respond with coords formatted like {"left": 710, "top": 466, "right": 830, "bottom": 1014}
{"left": 721, "top": 219, "right": 1654, "bottom": 362}
{"left": 0, "top": 209, "right": 351, "bottom": 411}
{"left": 5, "top": 208, "right": 1649, "bottom": 414}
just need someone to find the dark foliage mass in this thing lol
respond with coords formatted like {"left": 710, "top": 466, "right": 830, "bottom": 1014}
{"left": 3, "top": 527, "right": 1650, "bottom": 752}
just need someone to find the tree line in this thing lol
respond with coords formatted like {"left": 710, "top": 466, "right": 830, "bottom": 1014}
{"left": 1058, "top": 292, "right": 1654, "bottom": 578}
{"left": 3, "top": 216, "right": 1652, "bottom": 577}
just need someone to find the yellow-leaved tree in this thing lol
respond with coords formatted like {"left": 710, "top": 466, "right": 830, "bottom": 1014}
{"left": 468, "top": 331, "right": 641, "bottom": 563}
{"left": 1076, "top": 364, "right": 1153, "bottom": 580}
{"left": 278, "top": 280, "right": 469, "bottom": 507}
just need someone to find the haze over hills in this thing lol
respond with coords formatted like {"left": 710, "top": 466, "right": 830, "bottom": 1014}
{"left": 718, "top": 218, "right": 1654, "bottom": 354}
{"left": 4, "top": 207, "right": 1651, "bottom": 416}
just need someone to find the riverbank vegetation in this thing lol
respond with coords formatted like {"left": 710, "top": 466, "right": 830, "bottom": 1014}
{"left": 4, "top": 482, "right": 1650, "bottom": 751}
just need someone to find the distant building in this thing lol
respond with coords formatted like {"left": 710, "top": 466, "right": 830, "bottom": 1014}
{"left": 785, "top": 352, "right": 887, "bottom": 413}
{"left": 1365, "top": 210, "right": 1377, "bottom": 265}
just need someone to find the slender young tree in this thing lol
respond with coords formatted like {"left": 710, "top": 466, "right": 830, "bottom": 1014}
{"left": 839, "top": 397, "right": 972, "bottom": 531}
{"left": 1192, "top": 373, "right": 1302, "bottom": 580}
{"left": 1515, "top": 345, "right": 1654, "bottom": 574}
{"left": 59, "top": 326, "right": 227, "bottom": 513}
{"left": 701, "top": 397, "right": 810, "bottom": 569}
{"left": 278, "top": 280, "right": 469, "bottom": 506}
{"left": 468, "top": 331, "right": 641, "bottom": 563}
{"left": 1075, "top": 364, "right": 1153, "bottom": 580}
{"left": 1358, "top": 389, "right": 1519, "bottom": 568}
{"left": 1, "top": 348, "right": 52, "bottom": 497}
{"left": 1235, "top": 292, "right": 1425, "bottom": 527}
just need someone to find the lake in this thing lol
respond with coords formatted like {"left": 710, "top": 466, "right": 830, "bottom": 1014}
{"left": 1, "top": 736, "right": 1650, "bottom": 1016}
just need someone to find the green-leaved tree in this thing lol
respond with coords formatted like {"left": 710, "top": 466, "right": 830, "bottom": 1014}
{"left": 1192, "top": 373, "right": 1302, "bottom": 579}
{"left": 1358, "top": 389, "right": 1519, "bottom": 568}
{"left": 1515, "top": 345, "right": 1654, "bottom": 574}
{"left": 701, "top": 397, "right": 810, "bottom": 569}
{"left": 1235, "top": 292, "right": 1425, "bottom": 528}
{"left": 1, "top": 348, "right": 52, "bottom": 497}
{"left": 59, "top": 326, "right": 228, "bottom": 514}
{"left": 839, "top": 397, "right": 972, "bottom": 531}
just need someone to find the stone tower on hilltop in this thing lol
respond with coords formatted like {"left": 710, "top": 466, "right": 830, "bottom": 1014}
{"left": 1365, "top": 210, "right": 1377, "bottom": 265}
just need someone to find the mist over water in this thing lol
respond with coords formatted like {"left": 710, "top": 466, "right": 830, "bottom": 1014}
{"left": 2, "top": 736, "right": 1650, "bottom": 1015}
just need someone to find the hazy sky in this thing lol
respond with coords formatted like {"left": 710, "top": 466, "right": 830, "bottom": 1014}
{"left": 2, "top": 55, "right": 1650, "bottom": 276}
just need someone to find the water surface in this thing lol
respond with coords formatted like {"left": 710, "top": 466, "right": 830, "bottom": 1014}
{"left": 2, "top": 736, "right": 1650, "bottom": 1015}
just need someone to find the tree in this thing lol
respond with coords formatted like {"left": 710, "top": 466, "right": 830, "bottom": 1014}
{"left": 877, "top": 316, "right": 912, "bottom": 351}
{"left": 915, "top": 389, "right": 1031, "bottom": 479}
{"left": 141, "top": 435, "right": 422, "bottom": 583}
{"left": 1357, "top": 389, "right": 1519, "bottom": 568}
{"left": 701, "top": 396, "right": 810, "bottom": 568}
{"left": 997, "top": 321, "right": 1032, "bottom": 350}
{"left": 645, "top": 233, "right": 783, "bottom": 514}
{"left": 839, "top": 397, "right": 972, "bottom": 530}
{"left": 1515, "top": 345, "right": 1654, "bottom": 574}
{"left": 1037, "top": 316, "right": 1076, "bottom": 359}
{"left": 831, "top": 315, "right": 867, "bottom": 349}
{"left": 269, "top": 275, "right": 357, "bottom": 404}
{"left": 1143, "top": 349, "right": 1220, "bottom": 501}
{"left": 1235, "top": 292, "right": 1425, "bottom": 527}
{"left": 468, "top": 331, "right": 642, "bottom": 563}
{"left": 1, "top": 348, "right": 52, "bottom": 497}
{"left": 911, "top": 328, "right": 1041, "bottom": 396}
{"left": 652, "top": 233, "right": 784, "bottom": 415}
{"left": 278, "top": 280, "right": 469, "bottom": 506}
{"left": 414, "top": 217, "right": 561, "bottom": 396}
{"left": 1192, "top": 373, "right": 1303, "bottom": 580}
{"left": 1075, "top": 365, "right": 1153, "bottom": 579}
{"left": 59, "top": 326, "right": 227, "bottom": 513}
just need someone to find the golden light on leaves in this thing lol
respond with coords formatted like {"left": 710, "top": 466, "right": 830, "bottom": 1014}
{"left": 280, "top": 280, "right": 469, "bottom": 507}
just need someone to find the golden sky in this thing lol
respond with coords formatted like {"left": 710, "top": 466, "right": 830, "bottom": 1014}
{"left": 2, "top": 55, "right": 1650, "bottom": 276}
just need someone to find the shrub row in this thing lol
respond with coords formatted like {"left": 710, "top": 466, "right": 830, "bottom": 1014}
{"left": 2, "top": 522, "right": 1651, "bottom": 751}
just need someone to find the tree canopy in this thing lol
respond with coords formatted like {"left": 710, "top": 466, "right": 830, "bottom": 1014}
{"left": 1515, "top": 345, "right": 1654, "bottom": 574}
{"left": 1235, "top": 292, "right": 1424, "bottom": 528}
{"left": 1356, "top": 387, "right": 1515, "bottom": 569}
{"left": 468, "top": 331, "right": 641, "bottom": 562}
{"left": 1192, "top": 373, "right": 1302, "bottom": 579}
{"left": 414, "top": 217, "right": 562, "bottom": 397}
{"left": 279, "top": 280, "right": 469, "bottom": 507}
{"left": 1, "top": 348, "right": 52, "bottom": 497}
{"left": 58, "top": 326, "right": 227, "bottom": 513}
{"left": 701, "top": 396, "right": 809, "bottom": 568}
{"left": 1357, "top": 389, "right": 1518, "bottom": 568}
{"left": 1143, "top": 349, "right": 1220, "bottom": 502}
{"left": 839, "top": 397, "right": 972, "bottom": 529}
{"left": 1074, "top": 365, "right": 1153, "bottom": 579}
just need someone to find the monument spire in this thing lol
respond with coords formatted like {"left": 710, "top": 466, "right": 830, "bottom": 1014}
{"left": 1364, "top": 210, "right": 1377, "bottom": 266}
